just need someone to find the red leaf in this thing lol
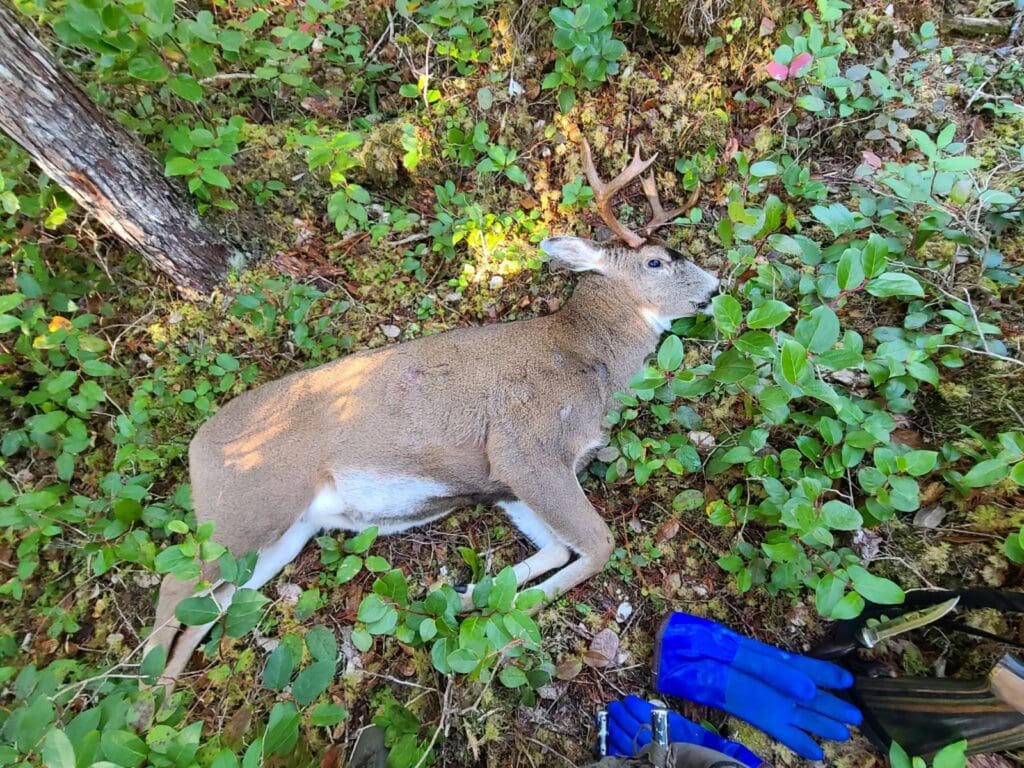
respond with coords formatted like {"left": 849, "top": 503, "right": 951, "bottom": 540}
{"left": 788, "top": 53, "right": 814, "bottom": 78}
{"left": 765, "top": 61, "right": 789, "bottom": 81}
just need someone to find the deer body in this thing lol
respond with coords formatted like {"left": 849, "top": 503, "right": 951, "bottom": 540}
{"left": 147, "top": 153, "right": 720, "bottom": 685}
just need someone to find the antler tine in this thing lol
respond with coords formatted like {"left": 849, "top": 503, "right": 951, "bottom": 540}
{"left": 639, "top": 171, "right": 687, "bottom": 234}
{"left": 581, "top": 139, "right": 656, "bottom": 249}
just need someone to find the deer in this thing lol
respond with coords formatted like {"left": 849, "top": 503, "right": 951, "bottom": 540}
{"left": 145, "top": 139, "right": 720, "bottom": 684}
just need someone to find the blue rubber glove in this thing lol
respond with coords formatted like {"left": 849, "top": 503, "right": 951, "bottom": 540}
{"left": 606, "top": 696, "right": 762, "bottom": 767}
{"left": 654, "top": 613, "right": 862, "bottom": 761}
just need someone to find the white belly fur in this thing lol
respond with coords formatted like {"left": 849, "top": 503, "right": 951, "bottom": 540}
{"left": 307, "top": 470, "right": 452, "bottom": 533}
{"left": 241, "top": 471, "right": 452, "bottom": 592}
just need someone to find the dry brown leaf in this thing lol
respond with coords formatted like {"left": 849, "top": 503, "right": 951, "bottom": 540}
{"left": 656, "top": 519, "right": 680, "bottom": 544}
{"left": 584, "top": 628, "right": 620, "bottom": 668}
{"left": 555, "top": 656, "right": 583, "bottom": 680}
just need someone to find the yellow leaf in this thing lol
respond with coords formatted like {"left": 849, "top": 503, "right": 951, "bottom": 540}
{"left": 48, "top": 316, "right": 73, "bottom": 332}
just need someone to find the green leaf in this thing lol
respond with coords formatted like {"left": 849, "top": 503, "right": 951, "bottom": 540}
{"left": 901, "top": 450, "right": 938, "bottom": 476}
{"left": 291, "top": 659, "right": 334, "bottom": 706}
{"left": 140, "top": 644, "right": 167, "bottom": 680}
{"left": 657, "top": 335, "right": 684, "bottom": 372}
{"left": 746, "top": 300, "right": 792, "bottom": 329}
{"left": 201, "top": 167, "right": 231, "bottom": 188}
{"left": 1011, "top": 461, "right": 1024, "bottom": 485}
{"left": 310, "top": 703, "right": 348, "bottom": 727}
{"left": 165, "top": 157, "right": 196, "bottom": 177}
{"left": 837, "top": 248, "right": 865, "bottom": 291}
{"left": 832, "top": 589, "right": 865, "bottom": 619}
{"left": 357, "top": 594, "right": 388, "bottom": 623}
{"left": 821, "top": 500, "right": 862, "bottom": 531}
{"left": 488, "top": 566, "right": 517, "bottom": 613}
{"left": 889, "top": 741, "right": 912, "bottom": 768}
{"left": 499, "top": 665, "right": 528, "bottom": 688}
{"left": 100, "top": 730, "right": 147, "bottom": 767}
{"left": 263, "top": 702, "right": 300, "bottom": 756}
{"left": 910, "top": 129, "right": 938, "bottom": 161}
{"left": 169, "top": 75, "right": 204, "bottom": 102}
{"left": 796, "top": 94, "right": 826, "bottom": 112}
{"left": 128, "top": 52, "right": 169, "bottom": 82}
{"left": 305, "top": 625, "right": 337, "bottom": 662}
{"left": 712, "top": 294, "right": 743, "bottom": 336}
{"left": 749, "top": 160, "right": 779, "bottom": 177}
{"left": 263, "top": 643, "right": 295, "bottom": 690}
{"left": 712, "top": 347, "right": 754, "bottom": 383}
{"left": 225, "top": 589, "right": 269, "bottom": 636}
{"left": 780, "top": 339, "right": 807, "bottom": 384}
{"left": 795, "top": 306, "right": 840, "bottom": 353}
{"left": 346, "top": 526, "right": 379, "bottom": 553}
{"left": 866, "top": 272, "right": 925, "bottom": 298}
{"left": 42, "top": 730, "right": 76, "bottom": 768}
{"left": 175, "top": 596, "right": 220, "bottom": 626}
{"left": 447, "top": 648, "right": 481, "bottom": 673}
{"left": 811, "top": 203, "right": 858, "bottom": 236}
{"left": 932, "top": 740, "right": 967, "bottom": 768}
{"left": 847, "top": 565, "right": 905, "bottom": 604}
{"left": 962, "top": 459, "right": 1010, "bottom": 487}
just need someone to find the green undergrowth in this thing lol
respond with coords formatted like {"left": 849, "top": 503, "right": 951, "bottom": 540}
{"left": 1, "top": 0, "right": 1023, "bottom": 766}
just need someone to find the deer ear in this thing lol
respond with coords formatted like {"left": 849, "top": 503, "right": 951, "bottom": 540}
{"left": 540, "top": 237, "right": 606, "bottom": 273}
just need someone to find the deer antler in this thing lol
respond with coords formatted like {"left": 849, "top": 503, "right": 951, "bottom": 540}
{"left": 581, "top": 138, "right": 656, "bottom": 249}
{"left": 640, "top": 172, "right": 687, "bottom": 234}
{"left": 581, "top": 139, "right": 688, "bottom": 248}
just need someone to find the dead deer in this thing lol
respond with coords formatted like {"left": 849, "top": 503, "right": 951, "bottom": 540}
{"left": 146, "top": 140, "right": 720, "bottom": 683}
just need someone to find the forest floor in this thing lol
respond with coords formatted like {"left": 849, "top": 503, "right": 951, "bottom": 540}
{"left": 2, "top": 0, "right": 1024, "bottom": 766}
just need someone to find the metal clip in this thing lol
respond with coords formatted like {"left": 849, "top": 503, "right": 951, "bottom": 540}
{"left": 651, "top": 707, "right": 670, "bottom": 748}
{"left": 595, "top": 710, "right": 609, "bottom": 757}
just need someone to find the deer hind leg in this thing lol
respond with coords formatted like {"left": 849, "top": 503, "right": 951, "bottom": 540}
{"left": 146, "top": 512, "right": 321, "bottom": 688}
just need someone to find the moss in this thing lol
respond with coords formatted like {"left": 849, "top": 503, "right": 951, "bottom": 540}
{"left": 917, "top": 358, "right": 1024, "bottom": 439}
{"left": 638, "top": 0, "right": 737, "bottom": 43}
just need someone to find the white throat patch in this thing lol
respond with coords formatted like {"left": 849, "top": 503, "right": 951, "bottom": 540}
{"left": 641, "top": 308, "right": 674, "bottom": 333}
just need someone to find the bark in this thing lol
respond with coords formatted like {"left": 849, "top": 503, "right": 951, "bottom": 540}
{"left": 0, "top": 3, "right": 236, "bottom": 294}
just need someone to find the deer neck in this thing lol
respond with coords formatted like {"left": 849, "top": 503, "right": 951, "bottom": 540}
{"left": 553, "top": 275, "right": 664, "bottom": 393}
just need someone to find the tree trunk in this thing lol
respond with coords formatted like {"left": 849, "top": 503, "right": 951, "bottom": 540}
{"left": 0, "top": 3, "right": 235, "bottom": 295}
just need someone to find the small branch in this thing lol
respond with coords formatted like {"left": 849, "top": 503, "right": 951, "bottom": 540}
{"left": 936, "top": 344, "right": 1024, "bottom": 367}
{"left": 199, "top": 72, "right": 259, "bottom": 85}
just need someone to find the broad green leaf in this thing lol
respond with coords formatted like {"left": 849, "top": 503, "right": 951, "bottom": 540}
{"left": 225, "top": 589, "right": 269, "bottom": 637}
{"left": 310, "top": 703, "right": 348, "bottom": 727}
{"left": 821, "top": 500, "right": 862, "bottom": 530}
{"left": 962, "top": 459, "right": 1010, "bottom": 487}
{"left": 795, "top": 306, "right": 840, "bottom": 353}
{"left": 901, "top": 450, "right": 938, "bottom": 476}
{"left": 866, "top": 272, "right": 925, "bottom": 298}
{"left": 175, "top": 596, "right": 220, "bottom": 626}
{"left": 489, "top": 566, "right": 517, "bottom": 613}
{"left": 932, "top": 740, "right": 967, "bottom": 768}
{"left": 346, "top": 526, "right": 379, "bottom": 553}
{"left": 42, "top": 730, "right": 75, "bottom": 768}
{"left": 263, "top": 702, "right": 300, "bottom": 756}
{"left": 263, "top": 643, "right": 295, "bottom": 690}
{"left": 780, "top": 339, "right": 807, "bottom": 384}
{"left": 749, "top": 160, "right": 779, "bottom": 177}
{"left": 712, "top": 347, "right": 754, "bottom": 383}
{"left": 889, "top": 742, "right": 912, "bottom": 768}
{"left": 291, "top": 659, "right": 334, "bottom": 706}
{"left": 796, "top": 94, "right": 826, "bottom": 112}
{"left": 847, "top": 565, "right": 905, "bottom": 604}
{"left": 657, "top": 335, "right": 684, "bottom": 372}
{"left": 746, "top": 300, "right": 792, "bottom": 329}
{"left": 305, "top": 625, "right": 337, "bottom": 662}
{"left": 712, "top": 294, "right": 743, "bottom": 336}
{"left": 499, "top": 665, "right": 528, "bottom": 688}
{"left": 100, "top": 730, "right": 147, "bottom": 767}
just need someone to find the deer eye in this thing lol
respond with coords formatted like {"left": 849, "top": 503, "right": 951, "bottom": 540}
{"left": 646, "top": 258, "right": 663, "bottom": 269}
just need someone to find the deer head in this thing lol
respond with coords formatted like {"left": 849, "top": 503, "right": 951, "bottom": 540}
{"left": 540, "top": 139, "right": 719, "bottom": 331}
